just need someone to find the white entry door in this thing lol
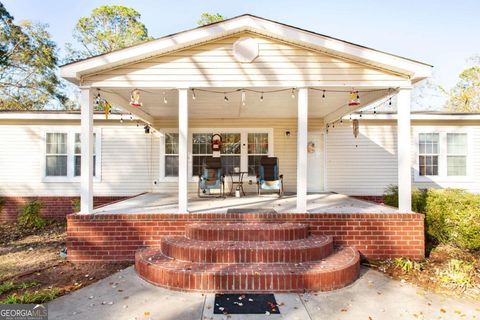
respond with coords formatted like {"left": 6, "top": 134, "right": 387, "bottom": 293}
{"left": 307, "top": 132, "right": 324, "bottom": 193}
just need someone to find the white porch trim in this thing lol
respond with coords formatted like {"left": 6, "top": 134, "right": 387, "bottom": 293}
{"left": 397, "top": 87, "right": 412, "bottom": 212}
{"left": 296, "top": 88, "right": 308, "bottom": 212}
{"left": 80, "top": 87, "right": 94, "bottom": 213}
{"left": 178, "top": 88, "right": 189, "bottom": 213}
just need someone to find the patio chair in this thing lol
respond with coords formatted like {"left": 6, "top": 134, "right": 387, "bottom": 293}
{"left": 256, "top": 156, "right": 284, "bottom": 196}
{"left": 198, "top": 157, "right": 225, "bottom": 198}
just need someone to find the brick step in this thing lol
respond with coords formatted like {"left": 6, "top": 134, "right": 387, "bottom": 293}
{"left": 185, "top": 223, "right": 309, "bottom": 241}
{"left": 161, "top": 235, "right": 333, "bottom": 263}
{"left": 135, "top": 246, "right": 360, "bottom": 292}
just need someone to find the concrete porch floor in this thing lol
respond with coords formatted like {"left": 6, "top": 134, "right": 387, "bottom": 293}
{"left": 92, "top": 192, "right": 398, "bottom": 214}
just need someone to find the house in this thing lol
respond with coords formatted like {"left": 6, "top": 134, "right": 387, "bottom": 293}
{"left": 0, "top": 14, "right": 460, "bottom": 292}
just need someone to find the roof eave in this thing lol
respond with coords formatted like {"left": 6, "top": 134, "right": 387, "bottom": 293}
{"left": 60, "top": 14, "right": 432, "bottom": 85}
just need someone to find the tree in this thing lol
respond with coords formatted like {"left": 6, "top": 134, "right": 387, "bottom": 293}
{"left": 197, "top": 12, "right": 225, "bottom": 26}
{"left": 65, "top": 5, "right": 151, "bottom": 63}
{"left": 0, "top": 3, "right": 65, "bottom": 110}
{"left": 443, "top": 57, "right": 480, "bottom": 112}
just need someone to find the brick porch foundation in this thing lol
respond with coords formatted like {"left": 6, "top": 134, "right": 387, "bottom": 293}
{"left": 0, "top": 196, "right": 130, "bottom": 222}
{"left": 67, "top": 212, "right": 425, "bottom": 261}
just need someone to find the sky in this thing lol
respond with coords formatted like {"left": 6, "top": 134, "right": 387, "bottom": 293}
{"left": 3, "top": 0, "right": 479, "bottom": 109}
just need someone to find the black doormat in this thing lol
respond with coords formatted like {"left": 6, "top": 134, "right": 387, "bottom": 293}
{"left": 213, "top": 293, "right": 281, "bottom": 314}
{"left": 226, "top": 208, "right": 277, "bottom": 214}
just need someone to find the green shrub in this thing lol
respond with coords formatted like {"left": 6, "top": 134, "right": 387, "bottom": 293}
{"left": 383, "top": 185, "right": 427, "bottom": 213}
{"left": 1, "top": 288, "right": 60, "bottom": 304}
{"left": 71, "top": 198, "right": 80, "bottom": 212}
{"left": 18, "top": 200, "right": 45, "bottom": 228}
{"left": 426, "top": 189, "right": 480, "bottom": 250}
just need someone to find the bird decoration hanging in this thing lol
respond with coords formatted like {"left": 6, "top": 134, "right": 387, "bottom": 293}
{"left": 348, "top": 91, "right": 361, "bottom": 106}
{"left": 103, "top": 100, "right": 111, "bottom": 119}
{"left": 130, "top": 89, "right": 142, "bottom": 107}
{"left": 352, "top": 119, "right": 359, "bottom": 138}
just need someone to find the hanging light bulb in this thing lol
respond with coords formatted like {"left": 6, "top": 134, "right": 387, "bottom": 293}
{"left": 191, "top": 89, "right": 196, "bottom": 100}
{"left": 94, "top": 91, "right": 101, "bottom": 106}
{"left": 241, "top": 89, "right": 246, "bottom": 106}
{"left": 322, "top": 90, "right": 326, "bottom": 99}
{"left": 389, "top": 97, "right": 392, "bottom": 106}
{"left": 129, "top": 113, "right": 133, "bottom": 121}
{"left": 163, "top": 92, "right": 168, "bottom": 104}
{"left": 136, "top": 121, "right": 139, "bottom": 127}
{"left": 291, "top": 88, "right": 296, "bottom": 99}
{"left": 120, "top": 115, "right": 123, "bottom": 123}
{"left": 260, "top": 92, "right": 264, "bottom": 102}
{"left": 224, "top": 93, "right": 229, "bottom": 102}
{"left": 144, "top": 124, "right": 150, "bottom": 134}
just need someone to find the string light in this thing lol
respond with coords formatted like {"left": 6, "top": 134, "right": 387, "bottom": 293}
{"left": 389, "top": 97, "right": 392, "bottom": 106}
{"left": 191, "top": 89, "right": 196, "bottom": 100}
{"left": 120, "top": 115, "right": 123, "bottom": 123}
{"left": 129, "top": 113, "right": 133, "bottom": 121}
{"left": 163, "top": 92, "right": 168, "bottom": 104}
{"left": 260, "top": 92, "right": 264, "bottom": 102}
{"left": 224, "top": 93, "right": 229, "bottom": 102}
{"left": 322, "top": 90, "right": 326, "bottom": 99}
{"left": 291, "top": 88, "right": 296, "bottom": 99}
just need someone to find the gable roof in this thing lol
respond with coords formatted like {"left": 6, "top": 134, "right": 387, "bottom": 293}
{"left": 60, "top": 14, "right": 432, "bottom": 85}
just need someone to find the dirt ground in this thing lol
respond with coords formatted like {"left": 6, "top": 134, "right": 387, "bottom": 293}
{"left": 370, "top": 245, "right": 480, "bottom": 302}
{"left": 0, "top": 221, "right": 131, "bottom": 303}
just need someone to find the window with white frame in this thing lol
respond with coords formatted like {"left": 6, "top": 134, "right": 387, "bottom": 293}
{"left": 46, "top": 133, "right": 68, "bottom": 176}
{"left": 248, "top": 133, "right": 269, "bottom": 176}
{"left": 44, "top": 130, "right": 100, "bottom": 180}
{"left": 418, "top": 133, "right": 439, "bottom": 176}
{"left": 74, "top": 133, "right": 97, "bottom": 177}
{"left": 164, "top": 133, "right": 179, "bottom": 177}
{"left": 162, "top": 130, "right": 271, "bottom": 179}
{"left": 417, "top": 131, "right": 468, "bottom": 179}
{"left": 447, "top": 133, "right": 467, "bottom": 176}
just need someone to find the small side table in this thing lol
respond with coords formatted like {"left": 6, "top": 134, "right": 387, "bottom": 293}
{"left": 229, "top": 171, "right": 248, "bottom": 196}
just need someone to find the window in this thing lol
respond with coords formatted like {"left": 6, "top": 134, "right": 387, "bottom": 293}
{"left": 447, "top": 133, "right": 467, "bottom": 176}
{"left": 220, "top": 133, "right": 240, "bottom": 175}
{"left": 192, "top": 133, "right": 212, "bottom": 177}
{"left": 248, "top": 133, "right": 269, "bottom": 175}
{"left": 162, "top": 129, "right": 272, "bottom": 180}
{"left": 74, "top": 133, "right": 97, "bottom": 177}
{"left": 419, "top": 133, "right": 439, "bottom": 176}
{"left": 164, "top": 133, "right": 179, "bottom": 177}
{"left": 44, "top": 130, "right": 100, "bottom": 180}
{"left": 46, "top": 133, "right": 67, "bottom": 176}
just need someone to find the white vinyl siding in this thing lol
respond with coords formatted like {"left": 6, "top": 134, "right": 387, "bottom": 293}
{"left": 82, "top": 33, "right": 407, "bottom": 89}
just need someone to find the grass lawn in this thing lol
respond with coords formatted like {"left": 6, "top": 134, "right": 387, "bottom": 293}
{"left": 0, "top": 221, "right": 131, "bottom": 304}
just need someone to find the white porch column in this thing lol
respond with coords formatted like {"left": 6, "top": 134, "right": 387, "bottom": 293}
{"left": 296, "top": 88, "right": 308, "bottom": 212}
{"left": 397, "top": 87, "right": 412, "bottom": 212}
{"left": 80, "top": 87, "right": 94, "bottom": 214}
{"left": 178, "top": 88, "right": 189, "bottom": 213}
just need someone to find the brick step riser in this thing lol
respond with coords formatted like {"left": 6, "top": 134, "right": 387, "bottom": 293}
{"left": 185, "top": 226, "right": 309, "bottom": 242}
{"left": 160, "top": 240, "right": 334, "bottom": 263}
{"left": 135, "top": 254, "right": 360, "bottom": 292}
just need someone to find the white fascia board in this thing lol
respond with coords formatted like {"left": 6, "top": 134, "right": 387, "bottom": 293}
{"left": 60, "top": 15, "right": 432, "bottom": 84}
{"left": 346, "top": 114, "right": 480, "bottom": 121}
{"left": 0, "top": 112, "right": 124, "bottom": 121}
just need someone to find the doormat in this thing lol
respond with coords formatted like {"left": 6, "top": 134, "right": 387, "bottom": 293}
{"left": 226, "top": 208, "right": 277, "bottom": 214}
{"left": 213, "top": 293, "right": 281, "bottom": 315}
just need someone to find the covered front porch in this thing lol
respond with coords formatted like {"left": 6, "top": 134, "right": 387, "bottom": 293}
{"left": 92, "top": 192, "right": 398, "bottom": 214}
{"left": 60, "top": 15, "right": 431, "bottom": 215}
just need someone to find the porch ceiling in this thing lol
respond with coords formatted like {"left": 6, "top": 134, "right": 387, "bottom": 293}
{"left": 105, "top": 87, "right": 391, "bottom": 119}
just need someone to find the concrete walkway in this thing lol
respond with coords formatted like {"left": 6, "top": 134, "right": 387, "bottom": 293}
{"left": 48, "top": 266, "right": 479, "bottom": 320}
